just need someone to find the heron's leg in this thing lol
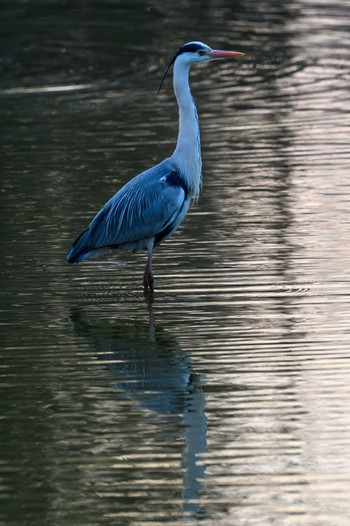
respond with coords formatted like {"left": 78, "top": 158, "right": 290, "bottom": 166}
{"left": 143, "top": 245, "right": 154, "bottom": 292}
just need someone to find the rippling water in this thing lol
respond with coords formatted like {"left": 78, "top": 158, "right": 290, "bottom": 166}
{"left": 1, "top": 1, "right": 350, "bottom": 525}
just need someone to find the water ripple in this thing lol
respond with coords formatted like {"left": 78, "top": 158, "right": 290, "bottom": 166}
{"left": 1, "top": 1, "right": 350, "bottom": 525}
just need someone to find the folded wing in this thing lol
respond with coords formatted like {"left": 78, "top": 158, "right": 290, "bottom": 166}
{"left": 67, "top": 161, "right": 189, "bottom": 264}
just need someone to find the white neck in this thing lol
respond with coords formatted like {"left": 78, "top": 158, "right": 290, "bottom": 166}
{"left": 171, "top": 59, "right": 202, "bottom": 198}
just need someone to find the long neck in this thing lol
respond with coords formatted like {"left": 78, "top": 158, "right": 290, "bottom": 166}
{"left": 171, "top": 60, "right": 202, "bottom": 199}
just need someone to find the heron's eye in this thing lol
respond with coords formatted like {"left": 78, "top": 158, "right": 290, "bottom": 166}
{"left": 197, "top": 50, "right": 206, "bottom": 56}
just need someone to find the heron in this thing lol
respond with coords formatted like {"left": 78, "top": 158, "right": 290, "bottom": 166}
{"left": 67, "top": 41, "right": 245, "bottom": 291}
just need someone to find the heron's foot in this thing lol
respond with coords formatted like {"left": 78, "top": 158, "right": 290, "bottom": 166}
{"left": 143, "top": 272, "right": 154, "bottom": 293}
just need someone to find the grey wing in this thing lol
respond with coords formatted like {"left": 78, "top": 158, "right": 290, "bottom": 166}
{"left": 86, "top": 167, "right": 189, "bottom": 250}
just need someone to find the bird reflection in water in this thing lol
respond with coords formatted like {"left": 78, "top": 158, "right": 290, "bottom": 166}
{"left": 69, "top": 298, "right": 206, "bottom": 519}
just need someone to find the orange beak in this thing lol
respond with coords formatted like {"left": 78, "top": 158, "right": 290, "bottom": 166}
{"left": 208, "top": 49, "right": 246, "bottom": 59}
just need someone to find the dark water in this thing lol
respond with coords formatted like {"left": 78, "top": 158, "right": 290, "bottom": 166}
{"left": 1, "top": 1, "right": 350, "bottom": 525}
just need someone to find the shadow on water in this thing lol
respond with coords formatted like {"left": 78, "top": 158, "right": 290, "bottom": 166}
{"left": 68, "top": 297, "right": 207, "bottom": 519}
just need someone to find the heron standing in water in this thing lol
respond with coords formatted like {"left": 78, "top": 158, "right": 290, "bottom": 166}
{"left": 67, "top": 41, "right": 245, "bottom": 291}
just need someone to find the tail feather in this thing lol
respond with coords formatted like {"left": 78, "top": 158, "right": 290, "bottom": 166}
{"left": 67, "top": 229, "right": 91, "bottom": 264}
{"left": 67, "top": 229, "right": 114, "bottom": 264}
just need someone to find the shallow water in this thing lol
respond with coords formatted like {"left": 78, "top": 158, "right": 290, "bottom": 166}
{"left": 1, "top": 1, "right": 350, "bottom": 525}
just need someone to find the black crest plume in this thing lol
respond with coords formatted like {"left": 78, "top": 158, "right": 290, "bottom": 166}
{"left": 158, "top": 52, "right": 178, "bottom": 94}
{"left": 157, "top": 42, "right": 205, "bottom": 94}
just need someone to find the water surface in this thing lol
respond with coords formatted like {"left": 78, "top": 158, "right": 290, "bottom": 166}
{"left": 1, "top": 1, "right": 350, "bottom": 525}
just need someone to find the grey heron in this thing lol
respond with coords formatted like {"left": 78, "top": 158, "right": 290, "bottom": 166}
{"left": 67, "top": 41, "right": 245, "bottom": 291}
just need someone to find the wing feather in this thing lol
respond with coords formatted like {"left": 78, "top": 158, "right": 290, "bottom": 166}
{"left": 77, "top": 161, "right": 188, "bottom": 254}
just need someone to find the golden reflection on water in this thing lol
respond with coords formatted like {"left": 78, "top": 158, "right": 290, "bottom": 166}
{"left": 0, "top": 84, "right": 93, "bottom": 95}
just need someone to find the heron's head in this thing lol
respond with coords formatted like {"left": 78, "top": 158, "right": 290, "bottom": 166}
{"left": 158, "top": 41, "right": 245, "bottom": 92}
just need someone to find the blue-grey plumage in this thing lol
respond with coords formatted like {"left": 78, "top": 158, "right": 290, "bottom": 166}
{"left": 67, "top": 159, "right": 190, "bottom": 263}
{"left": 67, "top": 41, "right": 245, "bottom": 291}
